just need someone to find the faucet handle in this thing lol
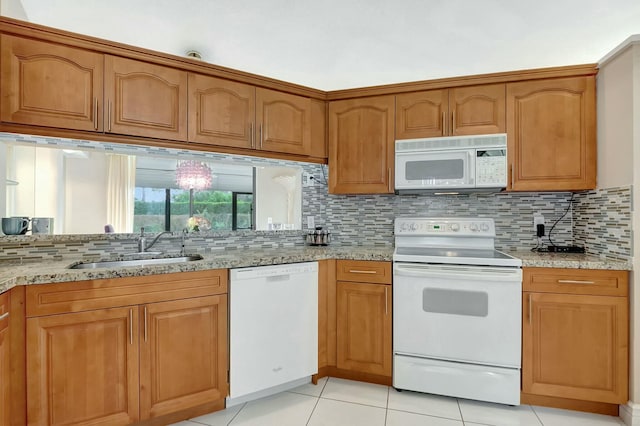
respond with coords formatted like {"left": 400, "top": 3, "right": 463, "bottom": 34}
{"left": 140, "top": 227, "right": 145, "bottom": 237}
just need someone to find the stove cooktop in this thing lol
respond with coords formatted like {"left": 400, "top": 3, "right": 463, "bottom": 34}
{"left": 393, "top": 246, "right": 522, "bottom": 267}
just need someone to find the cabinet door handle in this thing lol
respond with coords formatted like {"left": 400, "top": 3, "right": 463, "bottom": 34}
{"left": 250, "top": 123, "right": 254, "bottom": 148}
{"left": 348, "top": 269, "right": 377, "bottom": 274}
{"left": 107, "top": 101, "right": 112, "bottom": 132}
{"left": 388, "top": 168, "right": 392, "bottom": 193}
{"left": 0, "top": 312, "right": 9, "bottom": 321}
{"left": 451, "top": 110, "right": 456, "bottom": 135}
{"left": 441, "top": 111, "right": 446, "bottom": 135}
{"left": 557, "top": 279, "right": 596, "bottom": 285}
{"left": 129, "top": 308, "right": 133, "bottom": 345}
{"left": 259, "top": 124, "right": 263, "bottom": 148}
{"left": 94, "top": 98, "right": 98, "bottom": 130}
{"left": 509, "top": 164, "right": 513, "bottom": 189}
{"left": 385, "top": 287, "right": 388, "bottom": 315}
{"left": 144, "top": 306, "right": 148, "bottom": 342}
{"left": 528, "top": 294, "right": 532, "bottom": 325}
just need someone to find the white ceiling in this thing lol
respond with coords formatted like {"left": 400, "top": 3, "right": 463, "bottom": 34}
{"left": 10, "top": 0, "right": 640, "bottom": 90}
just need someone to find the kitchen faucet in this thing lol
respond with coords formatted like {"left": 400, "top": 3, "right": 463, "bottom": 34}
{"left": 137, "top": 227, "right": 172, "bottom": 253}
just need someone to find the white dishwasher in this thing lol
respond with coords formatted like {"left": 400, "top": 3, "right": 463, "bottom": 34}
{"left": 228, "top": 262, "right": 318, "bottom": 406}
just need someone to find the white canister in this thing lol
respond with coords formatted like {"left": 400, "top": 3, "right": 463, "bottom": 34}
{"left": 31, "top": 217, "right": 54, "bottom": 234}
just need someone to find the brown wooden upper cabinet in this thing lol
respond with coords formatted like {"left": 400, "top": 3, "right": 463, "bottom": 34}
{"left": 328, "top": 96, "right": 395, "bottom": 194}
{"left": 105, "top": 56, "right": 188, "bottom": 141}
{"left": 396, "top": 84, "right": 505, "bottom": 139}
{"left": 506, "top": 76, "right": 596, "bottom": 191}
{"left": 256, "top": 88, "right": 312, "bottom": 156}
{"left": 188, "top": 80, "right": 317, "bottom": 156}
{"left": 188, "top": 74, "right": 255, "bottom": 149}
{"left": 0, "top": 34, "right": 104, "bottom": 132}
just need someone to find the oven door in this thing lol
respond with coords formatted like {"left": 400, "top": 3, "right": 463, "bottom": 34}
{"left": 393, "top": 262, "right": 522, "bottom": 368}
{"left": 395, "top": 149, "right": 475, "bottom": 190}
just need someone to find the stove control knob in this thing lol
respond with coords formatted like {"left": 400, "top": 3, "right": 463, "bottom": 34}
{"left": 450, "top": 223, "right": 460, "bottom": 232}
{"left": 481, "top": 223, "right": 490, "bottom": 232}
{"left": 469, "top": 223, "right": 479, "bottom": 232}
{"left": 410, "top": 223, "right": 419, "bottom": 231}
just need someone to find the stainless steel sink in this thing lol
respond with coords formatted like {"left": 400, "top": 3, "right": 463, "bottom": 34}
{"left": 68, "top": 255, "right": 203, "bottom": 269}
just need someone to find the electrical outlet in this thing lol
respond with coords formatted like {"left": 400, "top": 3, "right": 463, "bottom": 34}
{"left": 533, "top": 213, "right": 545, "bottom": 231}
{"left": 302, "top": 172, "right": 315, "bottom": 187}
{"left": 307, "top": 216, "right": 315, "bottom": 229}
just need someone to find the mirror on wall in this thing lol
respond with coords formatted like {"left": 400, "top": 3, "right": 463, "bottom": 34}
{"left": 1, "top": 138, "right": 302, "bottom": 235}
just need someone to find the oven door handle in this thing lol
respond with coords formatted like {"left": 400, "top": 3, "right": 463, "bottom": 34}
{"left": 394, "top": 263, "right": 521, "bottom": 282}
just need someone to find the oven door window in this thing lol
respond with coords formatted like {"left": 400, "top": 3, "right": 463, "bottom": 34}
{"left": 423, "top": 288, "right": 488, "bottom": 317}
{"left": 395, "top": 150, "right": 475, "bottom": 189}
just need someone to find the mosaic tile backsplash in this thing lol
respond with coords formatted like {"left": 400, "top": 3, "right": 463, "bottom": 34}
{"left": 0, "top": 133, "right": 633, "bottom": 262}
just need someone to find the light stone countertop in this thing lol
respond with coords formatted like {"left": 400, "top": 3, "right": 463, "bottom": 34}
{"left": 0, "top": 246, "right": 631, "bottom": 295}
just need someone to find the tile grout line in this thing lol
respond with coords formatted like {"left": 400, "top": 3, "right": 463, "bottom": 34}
{"left": 225, "top": 402, "right": 247, "bottom": 426}
{"left": 529, "top": 404, "right": 545, "bottom": 426}
{"left": 384, "top": 385, "right": 390, "bottom": 425}
{"left": 306, "top": 377, "right": 330, "bottom": 426}
{"left": 457, "top": 398, "right": 465, "bottom": 424}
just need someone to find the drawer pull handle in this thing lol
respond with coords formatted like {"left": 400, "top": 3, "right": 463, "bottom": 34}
{"left": 0, "top": 312, "right": 8, "bottom": 321}
{"left": 441, "top": 111, "right": 446, "bottom": 135}
{"left": 557, "top": 280, "right": 595, "bottom": 285}
{"left": 348, "top": 270, "right": 377, "bottom": 274}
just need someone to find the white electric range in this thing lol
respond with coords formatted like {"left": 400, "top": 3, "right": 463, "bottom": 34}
{"left": 393, "top": 217, "right": 522, "bottom": 405}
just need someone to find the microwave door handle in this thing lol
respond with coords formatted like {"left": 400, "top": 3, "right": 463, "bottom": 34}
{"left": 468, "top": 150, "right": 475, "bottom": 185}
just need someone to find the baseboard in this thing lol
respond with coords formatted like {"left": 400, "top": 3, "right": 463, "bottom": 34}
{"left": 225, "top": 376, "right": 312, "bottom": 407}
{"left": 520, "top": 392, "right": 620, "bottom": 416}
{"left": 620, "top": 401, "right": 640, "bottom": 425}
{"left": 319, "top": 366, "right": 392, "bottom": 386}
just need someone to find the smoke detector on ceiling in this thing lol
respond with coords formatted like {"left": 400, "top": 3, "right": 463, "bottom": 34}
{"left": 186, "top": 50, "right": 202, "bottom": 60}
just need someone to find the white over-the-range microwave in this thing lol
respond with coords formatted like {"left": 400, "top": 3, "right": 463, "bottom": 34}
{"left": 395, "top": 133, "right": 507, "bottom": 194}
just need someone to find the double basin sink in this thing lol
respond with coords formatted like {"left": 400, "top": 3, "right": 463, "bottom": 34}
{"left": 69, "top": 254, "right": 203, "bottom": 269}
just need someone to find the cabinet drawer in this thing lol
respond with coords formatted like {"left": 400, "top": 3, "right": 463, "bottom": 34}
{"left": 523, "top": 268, "right": 628, "bottom": 297}
{"left": 26, "top": 270, "right": 227, "bottom": 317}
{"left": 336, "top": 260, "right": 392, "bottom": 285}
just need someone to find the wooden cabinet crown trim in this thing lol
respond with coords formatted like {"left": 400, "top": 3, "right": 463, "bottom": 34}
{"left": 0, "top": 16, "right": 326, "bottom": 100}
{"left": 0, "top": 16, "right": 597, "bottom": 103}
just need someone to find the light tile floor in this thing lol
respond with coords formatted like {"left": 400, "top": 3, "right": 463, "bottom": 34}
{"left": 170, "top": 377, "right": 625, "bottom": 426}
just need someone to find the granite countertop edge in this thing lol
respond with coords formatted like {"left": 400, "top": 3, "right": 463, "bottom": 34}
{"left": 0, "top": 246, "right": 631, "bottom": 294}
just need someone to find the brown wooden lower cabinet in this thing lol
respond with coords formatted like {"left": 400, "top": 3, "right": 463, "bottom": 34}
{"left": 317, "top": 260, "right": 392, "bottom": 385}
{"left": 27, "top": 307, "right": 140, "bottom": 426}
{"left": 336, "top": 280, "right": 391, "bottom": 376}
{"left": 140, "top": 296, "right": 228, "bottom": 420}
{"left": 521, "top": 268, "right": 629, "bottom": 413}
{"left": 0, "top": 291, "right": 10, "bottom": 426}
{"left": 24, "top": 270, "right": 228, "bottom": 426}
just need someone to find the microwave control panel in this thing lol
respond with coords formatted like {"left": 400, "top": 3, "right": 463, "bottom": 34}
{"left": 476, "top": 151, "right": 506, "bottom": 187}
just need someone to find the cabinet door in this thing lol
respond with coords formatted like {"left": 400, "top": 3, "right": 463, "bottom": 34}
{"left": 256, "top": 88, "right": 311, "bottom": 155}
{"left": 188, "top": 74, "right": 255, "bottom": 149}
{"left": 105, "top": 55, "right": 188, "bottom": 141}
{"left": 396, "top": 90, "right": 447, "bottom": 139}
{"left": 140, "top": 295, "right": 228, "bottom": 420}
{"left": 336, "top": 281, "right": 391, "bottom": 376}
{"left": 522, "top": 292, "right": 628, "bottom": 404}
{"left": 0, "top": 292, "right": 9, "bottom": 426}
{"left": 507, "top": 77, "right": 596, "bottom": 191}
{"left": 27, "top": 307, "right": 139, "bottom": 426}
{"left": 329, "top": 96, "right": 395, "bottom": 194}
{"left": 450, "top": 84, "right": 505, "bottom": 136}
{"left": 0, "top": 34, "right": 103, "bottom": 132}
